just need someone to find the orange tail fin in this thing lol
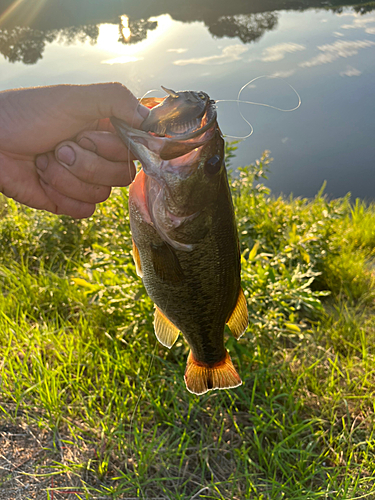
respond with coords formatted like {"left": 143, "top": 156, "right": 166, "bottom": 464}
{"left": 184, "top": 350, "right": 242, "bottom": 395}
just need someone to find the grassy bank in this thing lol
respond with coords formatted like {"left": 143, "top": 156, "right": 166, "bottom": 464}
{"left": 1, "top": 150, "right": 375, "bottom": 499}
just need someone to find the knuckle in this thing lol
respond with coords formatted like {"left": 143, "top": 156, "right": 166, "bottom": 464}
{"left": 111, "top": 81, "right": 128, "bottom": 95}
{"left": 101, "top": 82, "right": 127, "bottom": 104}
{"left": 109, "top": 82, "right": 134, "bottom": 107}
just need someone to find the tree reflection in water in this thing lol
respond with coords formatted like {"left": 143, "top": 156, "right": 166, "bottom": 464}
{"left": 0, "top": 27, "right": 54, "bottom": 64}
{"left": 0, "top": 0, "right": 372, "bottom": 65}
{"left": 207, "top": 13, "right": 278, "bottom": 43}
{"left": 0, "top": 16, "right": 159, "bottom": 65}
{"left": 0, "top": 12, "right": 275, "bottom": 65}
{"left": 0, "top": 25, "right": 99, "bottom": 64}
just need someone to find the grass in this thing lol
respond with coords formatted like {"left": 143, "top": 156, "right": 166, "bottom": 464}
{"left": 1, "top": 148, "right": 375, "bottom": 499}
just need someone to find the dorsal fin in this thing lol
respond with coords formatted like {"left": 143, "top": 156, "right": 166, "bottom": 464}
{"left": 154, "top": 307, "right": 179, "bottom": 348}
{"left": 227, "top": 288, "right": 248, "bottom": 339}
{"left": 132, "top": 239, "right": 143, "bottom": 278}
{"left": 161, "top": 86, "right": 179, "bottom": 98}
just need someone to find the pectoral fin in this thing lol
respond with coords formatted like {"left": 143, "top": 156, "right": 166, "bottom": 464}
{"left": 132, "top": 239, "right": 143, "bottom": 278}
{"left": 227, "top": 288, "right": 248, "bottom": 339}
{"left": 184, "top": 350, "right": 242, "bottom": 395}
{"left": 150, "top": 242, "right": 184, "bottom": 283}
{"left": 154, "top": 307, "right": 179, "bottom": 348}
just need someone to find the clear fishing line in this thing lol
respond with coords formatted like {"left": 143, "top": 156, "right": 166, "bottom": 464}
{"left": 129, "top": 339, "right": 158, "bottom": 443}
{"left": 133, "top": 87, "right": 161, "bottom": 127}
{"left": 137, "top": 77, "right": 301, "bottom": 141}
{"left": 215, "top": 75, "right": 302, "bottom": 140}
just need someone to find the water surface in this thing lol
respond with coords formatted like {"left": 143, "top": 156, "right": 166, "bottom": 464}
{"left": 0, "top": 0, "right": 374, "bottom": 199}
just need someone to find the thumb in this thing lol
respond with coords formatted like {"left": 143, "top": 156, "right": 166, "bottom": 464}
{"left": 65, "top": 82, "right": 150, "bottom": 128}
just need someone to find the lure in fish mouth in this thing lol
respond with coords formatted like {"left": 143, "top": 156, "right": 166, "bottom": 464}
{"left": 111, "top": 86, "right": 248, "bottom": 396}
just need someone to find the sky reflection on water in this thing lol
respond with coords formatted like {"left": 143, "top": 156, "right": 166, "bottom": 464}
{"left": 0, "top": 2, "right": 374, "bottom": 199}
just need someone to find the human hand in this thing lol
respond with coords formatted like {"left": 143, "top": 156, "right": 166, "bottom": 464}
{"left": 0, "top": 83, "right": 149, "bottom": 218}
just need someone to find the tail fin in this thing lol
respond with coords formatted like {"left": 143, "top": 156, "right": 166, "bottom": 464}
{"left": 184, "top": 350, "right": 242, "bottom": 396}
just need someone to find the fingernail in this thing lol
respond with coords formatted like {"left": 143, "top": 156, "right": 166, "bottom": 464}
{"left": 36, "top": 154, "right": 48, "bottom": 172}
{"left": 56, "top": 145, "right": 75, "bottom": 166}
{"left": 137, "top": 104, "right": 150, "bottom": 121}
{"left": 78, "top": 136, "right": 97, "bottom": 153}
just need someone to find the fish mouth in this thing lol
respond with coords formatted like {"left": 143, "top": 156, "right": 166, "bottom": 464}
{"left": 144, "top": 102, "right": 216, "bottom": 140}
{"left": 140, "top": 87, "right": 217, "bottom": 139}
{"left": 111, "top": 88, "right": 217, "bottom": 161}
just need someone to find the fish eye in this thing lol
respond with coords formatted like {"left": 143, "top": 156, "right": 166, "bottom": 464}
{"left": 198, "top": 92, "right": 206, "bottom": 100}
{"left": 204, "top": 155, "right": 222, "bottom": 175}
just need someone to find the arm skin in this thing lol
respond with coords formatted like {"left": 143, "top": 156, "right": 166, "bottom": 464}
{"left": 0, "top": 82, "right": 149, "bottom": 218}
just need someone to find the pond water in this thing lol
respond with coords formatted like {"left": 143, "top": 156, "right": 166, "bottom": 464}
{"left": 0, "top": 0, "right": 374, "bottom": 199}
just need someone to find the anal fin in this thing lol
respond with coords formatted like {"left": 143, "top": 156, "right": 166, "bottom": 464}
{"left": 154, "top": 307, "right": 179, "bottom": 348}
{"left": 132, "top": 239, "right": 143, "bottom": 278}
{"left": 184, "top": 350, "right": 242, "bottom": 396}
{"left": 227, "top": 287, "right": 248, "bottom": 339}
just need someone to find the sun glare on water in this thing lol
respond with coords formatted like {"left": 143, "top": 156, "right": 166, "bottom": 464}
{"left": 98, "top": 14, "right": 174, "bottom": 65}
{"left": 120, "top": 15, "right": 131, "bottom": 42}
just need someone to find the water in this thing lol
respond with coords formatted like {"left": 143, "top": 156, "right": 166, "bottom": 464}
{"left": 0, "top": 0, "right": 374, "bottom": 199}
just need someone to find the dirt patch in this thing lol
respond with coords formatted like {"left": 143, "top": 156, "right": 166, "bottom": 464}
{"left": 0, "top": 419, "right": 88, "bottom": 500}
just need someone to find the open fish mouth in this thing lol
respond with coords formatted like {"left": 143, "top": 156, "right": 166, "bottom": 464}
{"left": 110, "top": 87, "right": 218, "bottom": 161}
{"left": 140, "top": 86, "right": 217, "bottom": 139}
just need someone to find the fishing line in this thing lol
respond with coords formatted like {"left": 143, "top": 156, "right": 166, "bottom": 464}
{"left": 129, "top": 339, "right": 158, "bottom": 443}
{"left": 215, "top": 75, "right": 302, "bottom": 140}
{"left": 132, "top": 87, "right": 161, "bottom": 128}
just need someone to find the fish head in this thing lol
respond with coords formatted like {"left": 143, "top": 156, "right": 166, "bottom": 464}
{"left": 111, "top": 87, "right": 225, "bottom": 248}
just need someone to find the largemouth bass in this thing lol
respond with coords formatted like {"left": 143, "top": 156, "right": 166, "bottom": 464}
{"left": 111, "top": 86, "right": 248, "bottom": 395}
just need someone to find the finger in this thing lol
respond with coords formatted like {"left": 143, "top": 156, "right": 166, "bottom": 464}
{"left": 36, "top": 152, "right": 111, "bottom": 204}
{"left": 0, "top": 153, "right": 57, "bottom": 213}
{"left": 87, "top": 82, "right": 150, "bottom": 127}
{"left": 56, "top": 82, "right": 150, "bottom": 128}
{"left": 75, "top": 130, "right": 136, "bottom": 162}
{"left": 39, "top": 178, "right": 95, "bottom": 219}
{"left": 53, "top": 141, "right": 136, "bottom": 187}
{"left": 0, "top": 83, "right": 150, "bottom": 156}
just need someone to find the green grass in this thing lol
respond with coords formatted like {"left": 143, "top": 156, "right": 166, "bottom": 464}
{"left": 1, "top": 149, "right": 375, "bottom": 499}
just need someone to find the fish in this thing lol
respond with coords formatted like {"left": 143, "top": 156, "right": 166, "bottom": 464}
{"left": 111, "top": 86, "right": 248, "bottom": 395}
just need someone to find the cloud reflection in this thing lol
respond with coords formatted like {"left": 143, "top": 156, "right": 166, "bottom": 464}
{"left": 167, "top": 48, "right": 187, "bottom": 53}
{"left": 271, "top": 69, "right": 295, "bottom": 78}
{"left": 261, "top": 42, "right": 305, "bottom": 62}
{"left": 340, "top": 65, "right": 362, "bottom": 76}
{"left": 341, "top": 15, "right": 375, "bottom": 30}
{"left": 101, "top": 55, "right": 143, "bottom": 64}
{"left": 173, "top": 44, "right": 247, "bottom": 65}
{"left": 300, "top": 39, "right": 375, "bottom": 67}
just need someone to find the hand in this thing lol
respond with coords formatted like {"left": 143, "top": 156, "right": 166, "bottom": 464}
{"left": 0, "top": 83, "right": 149, "bottom": 218}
